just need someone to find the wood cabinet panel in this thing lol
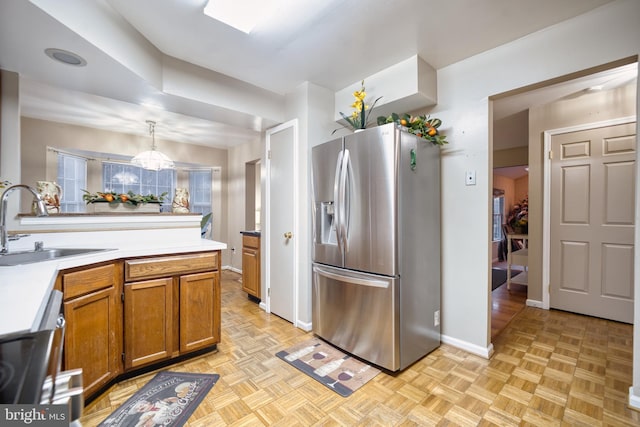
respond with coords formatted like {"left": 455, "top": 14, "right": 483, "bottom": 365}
{"left": 59, "top": 250, "right": 220, "bottom": 402}
{"left": 124, "top": 278, "right": 173, "bottom": 369}
{"left": 243, "top": 235, "right": 260, "bottom": 249}
{"left": 242, "top": 235, "right": 260, "bottom": 299}
{"left": 125, "top": 252, "right": 218, "bottom": 281}
{"left": 179, "top": 271, "right": 220, "bottom": 353}
{"left": 63, "top": 284, "right": 120, "bottom": 398}
{"left": 242, "top": 247, "right": 260, "bottom": 298}
{"left": 63, "top": 264, "right": 116, "bottom": 300}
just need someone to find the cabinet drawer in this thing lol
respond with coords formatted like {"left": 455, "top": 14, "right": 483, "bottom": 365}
{"left": 125, "top": 252, "right": 218, "bottom": 281}
{"left": 243, "top": 235, "right": 260, "bottom": 249}
{"left": 63, "top": 264, "right": 116, "bottom": 300}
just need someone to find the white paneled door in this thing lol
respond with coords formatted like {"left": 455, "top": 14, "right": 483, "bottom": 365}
{"left": 550, "top": 121, "right": 636, "bottom": 323}
{"left": 265, "top": 120, "right": 297, "bottom": 323}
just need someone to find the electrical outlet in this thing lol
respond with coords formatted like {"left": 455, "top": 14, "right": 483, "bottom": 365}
{"left": 434, "top": 310, "right": 440, "bottom": 327}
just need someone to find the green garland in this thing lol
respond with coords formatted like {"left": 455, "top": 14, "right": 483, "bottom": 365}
{"left": 82, "top": 190, "right": 167, "bottom": 206}
{"left": 377, "top": 113, "right": 448, "bottom": 145}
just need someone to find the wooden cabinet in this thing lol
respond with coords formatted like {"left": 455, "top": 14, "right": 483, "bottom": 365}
{"left": 124, "top": 251, "right": 220, "bottom": 368}
{"left": 57, "top": 249, "right": 221, "bottom": 402}
{"left": 242, "top": 234, "right": 261, "bottom": 299}
{"left": 60, "top": 262, "right": 123, "bottom": 399}
{"left": 123, "top": 277, "right": 173, "bottom": 370}
{"left": 180, "top": 271, "right": 220, "bottom": 353}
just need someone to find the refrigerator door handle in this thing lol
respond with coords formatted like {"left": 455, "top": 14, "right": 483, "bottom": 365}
{"left": 339, "top": 149, "right": 350, "bottom": 252}
{"left": 313, "top": 265, "right": 389, "bottom": 288}
{"left": 333, "top": 150, "right": 344, "bottom": 253}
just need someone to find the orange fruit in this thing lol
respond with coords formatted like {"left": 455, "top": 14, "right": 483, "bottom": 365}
{"left": 428, "top": 127, "right": 437, "bottom": 136}
{"left": 104, "top": 194, "right": 114, "bottom": 202}
{"left": 400, "top": 119, "right": 408, "bottom": 126}
{"left": 120, "top": 194, "right": 129, "bottom": 202}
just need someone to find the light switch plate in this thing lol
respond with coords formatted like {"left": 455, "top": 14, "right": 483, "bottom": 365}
{"left": 465, "top": 170, "right": 476, "bottom": 186}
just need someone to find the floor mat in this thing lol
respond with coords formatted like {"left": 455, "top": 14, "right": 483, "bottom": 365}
{"left": 276, "top": 337, "right": 380, "bottom": 397}
{"left": 492, "top": 267, "right": 519, "bottom": 291}
{"left": 98, "top": 371, "right": 219, "bottom": 427}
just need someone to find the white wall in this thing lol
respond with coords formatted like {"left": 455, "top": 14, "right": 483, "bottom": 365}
{"left": 427, "top": 0, "right": 639, "bottom": 357}
{"left": 634, "top": 70, "right": 640, "bottom": 409}
{"left": 0, "top": 70, "right": 21, "bottom": 227}
{"left": 281, "top": 82, "right": 335, "bottom": 328}
{"left": 227, "top": 139, "right": 262, "bottom": 271}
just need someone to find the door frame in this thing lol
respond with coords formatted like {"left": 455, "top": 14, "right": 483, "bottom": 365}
{"left": 264, "top": 119, "right": 299, "bottom": 326}
{"left": 542, "top": 115, "right": 636, "bottom": 311}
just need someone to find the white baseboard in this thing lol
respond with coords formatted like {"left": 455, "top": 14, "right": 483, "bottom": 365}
{"left": 629, "top": 387, "right": 640, "bottom": 410}
{"left": 526, "top": 299, "right": 543, "bottom": 308}
{"left": 223, "top": 265, "right": 241, "bottom": 274}
{"left": 441, "top": 334, "right": 494, "bottom": 359}
{"left": 296, "top": 320, "right": 312, "bottom": 332}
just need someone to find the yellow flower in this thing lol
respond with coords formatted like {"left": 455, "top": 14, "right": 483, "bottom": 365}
{"left": 353, "top": 90, "right": 366, "bottom": 101}
{"left": 333, "top": 80, "right": 382, "bottom": 133}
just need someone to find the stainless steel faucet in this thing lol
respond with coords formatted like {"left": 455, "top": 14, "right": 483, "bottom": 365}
{"left": 0, "top": 184, "right": 49, "bottom": 253}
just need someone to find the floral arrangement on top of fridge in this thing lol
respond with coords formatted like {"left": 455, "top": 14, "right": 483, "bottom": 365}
{"left": 377, "top": 113, "right": 448, "bottom": 145}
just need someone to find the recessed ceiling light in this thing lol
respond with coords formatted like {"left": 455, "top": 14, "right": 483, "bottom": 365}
{"left": 44, "top": 48, "right": 87, "bottom": 67}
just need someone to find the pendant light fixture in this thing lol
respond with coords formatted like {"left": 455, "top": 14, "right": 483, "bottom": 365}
{"left": 131, "top": 120, "right": 175, "bottom": 171}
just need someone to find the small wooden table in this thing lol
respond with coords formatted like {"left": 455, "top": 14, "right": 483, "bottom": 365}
{"left": 507, "top": 234, "right": 528, "bottom": 290}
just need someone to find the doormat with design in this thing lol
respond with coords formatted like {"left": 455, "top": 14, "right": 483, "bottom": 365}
{"left": 99, "top": 371, "right": 219, "bottom": 427}
{"left": 276, "top": 337, "right": 380, "bottom": 397}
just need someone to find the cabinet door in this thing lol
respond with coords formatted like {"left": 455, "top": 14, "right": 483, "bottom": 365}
{"left": 124, "top": 278, "right": 173, "bottom": 369}
{"left": 64, "top": 286, "right": 120, "bottom": 398}
{"left": 179, "top": 271, "right": 220, "bottom": 353}
{"left": 242, "top": 246, "right": 260, "bottom": 298}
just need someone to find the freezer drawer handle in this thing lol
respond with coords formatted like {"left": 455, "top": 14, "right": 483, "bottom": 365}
{"left": 313, "top": 265, "right": 389, "bottom": 288}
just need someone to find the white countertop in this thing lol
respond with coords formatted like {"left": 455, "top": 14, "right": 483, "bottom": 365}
{"left": 0, "top": 229, "right": 226, "bottom": 337}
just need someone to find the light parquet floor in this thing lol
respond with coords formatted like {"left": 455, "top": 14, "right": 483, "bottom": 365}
{"left": 81, "top": 270, "right": 639, "bottom": 426}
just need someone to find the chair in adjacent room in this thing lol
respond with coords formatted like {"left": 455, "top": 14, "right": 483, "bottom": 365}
{"left": 506, "top": 229, "right": 528, "bottom": 290}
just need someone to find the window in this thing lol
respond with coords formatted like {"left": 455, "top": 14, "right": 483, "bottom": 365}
{"left": 103, "top": 162, "right": 176, "bottom": 212}
{"left": 57, "top": 152, "right": 87, "bottom": 213}
{"left": 189, "top": 169, "right": 212, "bottom": 215}
{"left": 492, "top": 193, "right": 505, "bottom": 241}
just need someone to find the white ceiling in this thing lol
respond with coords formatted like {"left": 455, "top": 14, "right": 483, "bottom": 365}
{"left": 494, "top": 166, "right": 529, "bottom": 180}
{"left": 0, "top": 0, "right": 632, "bottom": 149}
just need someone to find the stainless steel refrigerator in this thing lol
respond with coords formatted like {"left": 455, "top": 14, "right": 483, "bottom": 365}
{"left": 311, "top": 122, "right": 441, "bottom": 371}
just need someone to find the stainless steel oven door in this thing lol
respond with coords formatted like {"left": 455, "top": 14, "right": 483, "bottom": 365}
{"left": 38, "top": 289, "right": 64, "bottom": 404}
{"left": 38, "top": 290, "right": 84, "bottom": 424}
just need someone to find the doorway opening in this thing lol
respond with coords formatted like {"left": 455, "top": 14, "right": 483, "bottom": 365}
{"left": 491, "top": 166, "right": 528, "bottom": 339}
{"left": 245, "top": 159, "right": 261, "bottom": 231}
{"left": 490, "top": 57, "right": 638, "bottom": 340}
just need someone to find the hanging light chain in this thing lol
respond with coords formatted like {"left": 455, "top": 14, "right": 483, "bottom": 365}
{"left": 147, "top": 120, "right": 157, "bottom": 150}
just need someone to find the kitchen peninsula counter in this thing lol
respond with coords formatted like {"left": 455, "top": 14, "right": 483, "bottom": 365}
{"left": 0, "top": 216, "right": 226, "bottom": 337}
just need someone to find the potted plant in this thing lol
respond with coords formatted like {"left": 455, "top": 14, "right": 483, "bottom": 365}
{"left": 333, "top": 80, "right": 382, "bottom": 134}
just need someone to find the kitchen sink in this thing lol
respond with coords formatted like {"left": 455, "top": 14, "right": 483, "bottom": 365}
{"left": 0, "top": 248, "right": 114, "bottom": 266}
